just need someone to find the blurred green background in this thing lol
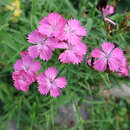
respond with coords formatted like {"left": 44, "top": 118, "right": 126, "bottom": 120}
{"left": 0, "top": 0, "right": 130, "bottom": 129}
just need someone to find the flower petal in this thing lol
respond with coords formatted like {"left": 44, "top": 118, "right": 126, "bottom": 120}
{"left": 27, "top": 30, "right": 45, "bottom": 44}
{"left": 39, "top": 16, "right": 48, "bottom": 25}
{"left": 110, "top": 48, "right": 124, "bottom": 58}
{"left": 47, "top": 38, "right": 58, "bottom": 51}
{"left": 47, "top": 12, "right": 66, "bottom": 37}
{"left": 30, "top": 61, "right": 41, "bottom": 72}
{"left": 38, "top": 85, "right": 49, "bottom": 95}
{"left": 93, "top": 58, "right": 107, "bottom": 72}
{"left": 28, "top": 46, "right": 39, "bottom": 58}
{"left": 91, "top": 48, "right": 103, "bottom": 58}
{"left": 67, "top": 19, "right": 86, "bottom": 36}
{"left": 105, "top": 18, "right": 116, "bottom": 26}
{"left": 22, "top": 55, "right": 33, "bottom": 66}
{"left": 55, "top": 77, "right": 67, "bottom": 88}
{"left": 38, "top": 24, "right": 52, "bottom": 37}
{"left": 108, "top": 58, "right": 120, "bottom": 71}
{"left": 108, "top": 48, "right": 124, "bottom": 71}
{"left": 37, "top": 73, "right": 47, "bottom": 85}
{"left": 102, "top": 42, "right": 115, "bottom": 54}
{"left": 39, "top": 46, "right": 52, "bottom": 61}
{"left": 73, "top": 42, "right": 87, "bottom": 56}
{"left": 44, "top": 67, "right": 58, "bottom": 80}
{"left": 14, "top": 59, "right": 23, "bottom": 71}
{"left": 59, "top": 51, "right": 81, "bottom": 64}
{"left": 50, "top": 87, "right": 61, "bottom": 98}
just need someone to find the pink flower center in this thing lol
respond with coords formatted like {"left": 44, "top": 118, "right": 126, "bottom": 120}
{"left": 37, "top": 39, "right": 48, "bottom": 50}
{"left": 47, "top": 78, "right": 56, "bottom": 89}
{"left": 23, "top": 65, "right": 30, "bottom": 72}
{"left": 65, "top": 25, "right": 74, "bottom": 34}
{"left": 21, "top": 75, "right": 26, "bottom": 82}
{"left": 40, "top": 38, "right": 48, "bottom": 45}
{"left": 102, "top": 48, "right": 114, "bottom": 60}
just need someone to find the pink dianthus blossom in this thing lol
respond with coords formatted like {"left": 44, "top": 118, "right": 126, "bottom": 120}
{"left": 38, "top": 12, "right": 66, "bottom": 38}
{"left": 102, "top": 5, "right": 115, "bottom": 17}
{"left": 102, "top": 5, "right": 116, "bottom": 26}
{"left": 37, "top": 67, "right": 67, "bottom": 98}
{"left": 60, "top": 19, "right": 87, "bottom": 44}
{"left": 12, "top": 70, "right": 33, "bottom": 92}
{"left": 13, "top": 51, "right": 41, "bottom": 92}
{"left": 28, "top": 30, "right": 58, "bottom": 61}
{"left": 91, "top": 42, "right": 124, "bottom": 72}
{"left": 14, "top": 51, "right": 41, "bottom": 82}
{"left": 123, "top": 11, "right": 127, "bottom": 14}
{"left": 57, "top": 41, "right": 87, "bottom": 64}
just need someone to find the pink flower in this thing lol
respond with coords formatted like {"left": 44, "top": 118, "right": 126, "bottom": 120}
{"left": 124, "top": 11, "right": 127, "bottom": 14}
{"left": 12, "top": 70, "right": 33, "bottom": 92}
{"left": 102, "top": 5, "right": 115, "bottom": 17}
{"left": 28, "top": 30, "right": 58, "bottom": 61}
{"left": 118, "top": 57, "right": 129, "bottom": 77}
{"left": 37, "top": 67, "right": 67, "bottom": 98}
{"left": 102, "top": 5, "right": 116, "bottom": 26}
{"left": 14, "top": 51, "right": 41, "bottom": 82}
{"left": 91, "top": 42, "right": 124, "bottom": 72}
{"left": 38, "top": 12, "right": 66, "bottom": 38}
{"left": 57, "top": 41, "right": 87, "bottom": 64}
{"left": 60, "top": 19, "right": 87, "bottom": 44}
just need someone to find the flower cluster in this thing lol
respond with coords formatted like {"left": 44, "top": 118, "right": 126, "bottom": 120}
{"left": 13, "top": 12, "right": 85, "bottom": 97}
{"left": 28, "top": 12, "right": 87, "bottom": 64}
{"left": 12, "top": 51, "right": 67, "bottom": 97}
{"left": 12, "top": 12, "right": 129, "bottom": 98}
{"left": 86, "top": 42, "right": 129, "bottom": 76}
{"left": 12, "top": 51, "right": 41, "bottom": 92}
